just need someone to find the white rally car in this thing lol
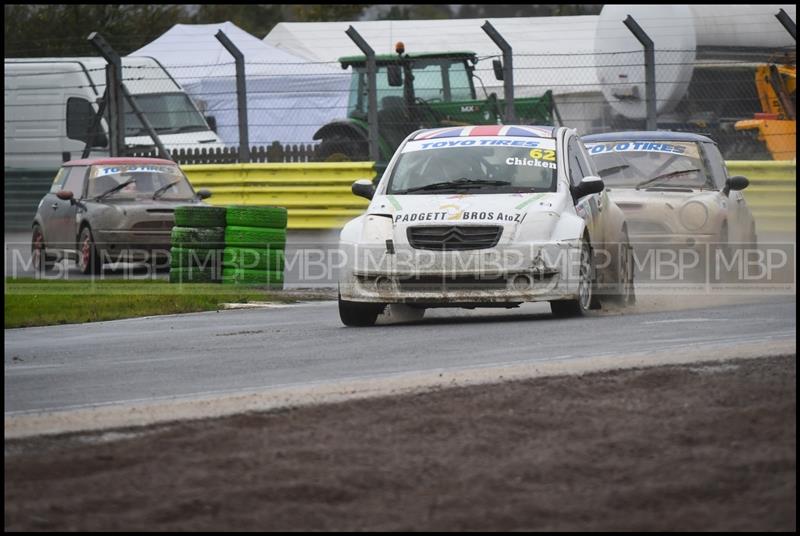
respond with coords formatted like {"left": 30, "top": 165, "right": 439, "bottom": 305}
{"left": 582, "top": 131, "right": 757, "bottom": 251}
{"left": 338, "top": 125, "right": 634, "bottom": 326}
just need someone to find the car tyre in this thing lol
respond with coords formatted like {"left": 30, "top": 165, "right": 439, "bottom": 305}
{"left": 78, "top": 226, "right": 102, "bottom": 275}
{"left": 550, "top": 239, "right": 595, "bottom": 317}
{"left": 316, "top": 135, "right": 369, "bottom": 162}
{"left": 711, "top": 222, "right": 735, "bottom": 283}
{"left": 338, "top": 293, "right": 384, "bottom": 327}
{"left": 608, "top": 229, "right": 636, "bottom": 306}
{"left": 31, "top": 224, "right": 54, "bottom": 274}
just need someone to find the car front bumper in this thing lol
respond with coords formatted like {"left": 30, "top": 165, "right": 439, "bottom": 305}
{"left": 338, "top": 241, "right": 583, "bottom": 305}
{"left": 93, "top": 230, "right": 173, "bottom": 262}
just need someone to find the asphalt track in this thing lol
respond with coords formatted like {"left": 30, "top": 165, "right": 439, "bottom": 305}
{"left": 5, "top": 297, "right": 796, "bottom": 418}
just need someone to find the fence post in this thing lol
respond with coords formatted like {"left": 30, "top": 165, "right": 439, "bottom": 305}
{"left": 623, "top": 15, "right": 656, "bottom": 131}
{"left": 345, "top": 26, "right": 379, "bottom": 162}
{"left": 215, "top": 30, "right": 250, "bottom": 163}
{"left": 776, "top": 9, "right": 796, "bottom": 40}
{"left": 481, "top": 21, "right": 516, "bottom": 123}
{"left": 120, "top": 84, "right": 171, "bottom": 161}
{"left": 81, "top": 89, "right": 107, "bottom": 159}
{"left": 88, "top": 32, "right": 124, "bottom": 156}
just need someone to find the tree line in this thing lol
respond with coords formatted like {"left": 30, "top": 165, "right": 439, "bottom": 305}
{"left": 4, "top": 4, "right": 602, "bottom": 57}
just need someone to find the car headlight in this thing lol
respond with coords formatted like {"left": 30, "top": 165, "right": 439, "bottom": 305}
{"left": 679, "top": 201, "right": 708, "bottom": 231}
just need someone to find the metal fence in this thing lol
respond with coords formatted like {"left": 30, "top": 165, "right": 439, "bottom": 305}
{"left": 4, "top": 23, "right": 795, "bottom": 166}
{"left": 115, "top": 45, "right": 798, "bottom": 164}
{"left": 508, "top": 48, "right": 796, "bottom": 160}
{"left": 3, "top": 17, "right": 796, "bottom": 229}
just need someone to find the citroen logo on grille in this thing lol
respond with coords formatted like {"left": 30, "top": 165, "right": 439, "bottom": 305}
{"left": 407, "top": 225, "right": 502, "bottom": 251}
{"left": 442, "top": 227, "right": 466, "bottom": 243}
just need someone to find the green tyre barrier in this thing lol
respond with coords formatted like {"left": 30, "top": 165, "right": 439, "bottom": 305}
{"left": 226, "top": 206, "right": 288, "bottom": 229}
{"left": 221, "top": 267, "right": 284, "bottom": 288}
{"left": 171, "top": 226, "right": 225, "bottom": 249}
{"left": 222, "top": 247, "right": 285, "bottom": 272}
{"left": 174, "top": 205, "right": 227, "bottom": 228}
{"left": 169, "top": 266, "right": 220, "bottom": 283}
{"left": 224, "top": 226, "right": 286, "bottom": 248}
{"left": 170, "top": 247, "right": 222, "bottom": 269}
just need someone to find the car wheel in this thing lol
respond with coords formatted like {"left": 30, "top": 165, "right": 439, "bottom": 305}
{"left": 78, "top": 226, "right": 102, "bottom": 275}
{"left": 31, "top": 225, "right": 53, "bottom": 274}
{"left": 711, "top": 223, "right": 734, "bottom": 282}
{"left": 747, "top": 222, "right": 758, "bottom": 251}
{"left": 338, "top": 292, "right": 384, "bottom": 327}
{"left": 609, "top": 229, "right": 636, "bottom": 306}
{"left": 550, "top": 239, "right": 594, "bottom": 317}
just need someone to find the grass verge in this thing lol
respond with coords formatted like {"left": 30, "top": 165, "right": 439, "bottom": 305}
{"left": 4, "top": 278, "right": 308, "bottom": 329}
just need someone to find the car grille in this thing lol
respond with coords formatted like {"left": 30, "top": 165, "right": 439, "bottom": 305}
{"left": 628, "top": 220, "right": 671, "bottom": 235}
{"left": 131, "top": 220, "right": 174, "bottom": 231}
{"left": 397, "top": 275, "right": 508, "bottom": 291}
{"left": 407, "top": 225, "right": 503, "bottom": 251}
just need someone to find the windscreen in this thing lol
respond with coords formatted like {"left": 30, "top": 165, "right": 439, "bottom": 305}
{"left": 87, "top": 163, "right": 195, "bottom": 200}
{"left": 125, "top": 93, "right": 209, "bottom": 137}
{"left": 386, "top": 136, "right": 558, "bottom": 195}
{"left": 585, "top": 141, "right": 713, "bottom": 190}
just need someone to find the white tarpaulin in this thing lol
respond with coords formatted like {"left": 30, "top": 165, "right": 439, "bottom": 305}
{"left": 129, "top": 22, "right": 351, "bottom": 147}
{"left": 263, "top": 16, "right": 603, "bottom": 98}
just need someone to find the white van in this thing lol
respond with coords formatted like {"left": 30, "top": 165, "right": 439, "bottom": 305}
{"left": 4, "top": 56, "right": 225, "bottom": 171}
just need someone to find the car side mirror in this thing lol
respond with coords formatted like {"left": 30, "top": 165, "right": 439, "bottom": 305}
{"left": 56, "top": 190, "right": 74, "bottom": 201}
{"left": 573, "top": 176, "right": 604, "bottom": 199}
{"left": 205, "top": 115, "right": 217, "bottom": 133}
{"left": 197, "top": 188, "right": 212, "bottom": 200}
{"left": 352, "top": 179, "right": 375, "bottom": 200}
{"left": 387, "top": 64, "right": 403, "bottom": 87}
{"left": 724, "top": 175, "right": 749, "bottom": 195}
{"left": 492, "top": 59, "right": 504, "bottom": 81}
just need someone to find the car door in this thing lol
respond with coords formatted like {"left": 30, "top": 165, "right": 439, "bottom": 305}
{"left": 567, "top": 135, "right": 603, "bottom": 243}
{"left": 37, "top": 167, "right": 72, "bottom": 249}
{"left": 703, "top": 142, "right": 751, "bottom": 242}
{"left": 47, "top": 165, "right": 87, "bottom": 251}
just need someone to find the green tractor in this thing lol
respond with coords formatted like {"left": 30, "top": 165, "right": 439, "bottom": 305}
{"left": 313, "top": 43, "right": 554, "bottom": 162}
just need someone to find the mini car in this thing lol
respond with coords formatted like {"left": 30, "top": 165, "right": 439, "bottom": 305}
{"left": 338, "top": 125, "right": 635, "bottom": 326}
{"left": 31, "top": 157, "right": 211, "bottom": 274}
{"left": 582, "top": 131, "right": 757, "bottom": 252}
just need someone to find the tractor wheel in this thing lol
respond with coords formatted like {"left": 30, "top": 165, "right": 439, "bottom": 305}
{"left": 316, "top": 135, "right": 369, "bottom": 162}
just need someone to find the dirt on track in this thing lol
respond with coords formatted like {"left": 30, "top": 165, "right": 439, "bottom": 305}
{"left": 4, "top": 355, "right": 796, "bottom": 531}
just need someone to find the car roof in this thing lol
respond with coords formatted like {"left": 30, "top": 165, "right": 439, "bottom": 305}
{"left": 582, "top": 131, "right": 715, "bottom": 144}
{"left": 412, "top": 125, "right": 556, "bottom": 141}
{"left": 63, "top": 157, "right": 177, "bottom": 167}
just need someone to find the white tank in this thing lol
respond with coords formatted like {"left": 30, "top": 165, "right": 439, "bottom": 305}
{"left": 690, "top": 4, "right": 796, "bottom": 48}
{"left": 594, "top": 4, "right": 796, "bottom": 120}
{"left": 594, "top": 5, "right": 696, "bottom": 120}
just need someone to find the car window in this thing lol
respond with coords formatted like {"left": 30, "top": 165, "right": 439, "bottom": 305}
{"left": 567, "top": 137, "right": 587, "bottom": 186}
{"left": 49, "top": 167, "right": 68, "bottom": 193}
{"left": 576, "top": 138, "right": 598, "bottom": 176}
{"left": 701, "top": 143, "right": 728, "bottom": 189}
{"left": 585, "top": 140, "right": 713, "bottom": 190}
{"left": 386, "top": 136, "right": 558, "bottom": 194}
{"left": 62, "top": 166, "right": 88, "bottom": 197}
{"left": 86, "top": 163, "right": 195, "bottom": 200}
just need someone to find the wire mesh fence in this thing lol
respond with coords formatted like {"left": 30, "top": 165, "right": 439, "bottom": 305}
{"left": 4, "top": 42, "right": 795, "bottom": 165}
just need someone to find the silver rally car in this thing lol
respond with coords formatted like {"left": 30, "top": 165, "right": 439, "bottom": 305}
{"left": 31, "top": 157, "right": 211, "bottom": 274}
{"left": 338, "top": 125, "right": 635, "bottom": 326}
{"left": 582, "top": 132, "right": 757, "bottom": 251}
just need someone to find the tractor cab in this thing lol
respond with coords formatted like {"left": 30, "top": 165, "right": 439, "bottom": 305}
{"left": 313, "top": 43, "right": 552, "bottom": 163}
{"left": 340, "top": 46, "right": 494, "bottom": 150}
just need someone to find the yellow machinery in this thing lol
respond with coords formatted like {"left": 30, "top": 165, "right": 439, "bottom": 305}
{"left": 735, "top": 62, "right": 796, "bottom": 160}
